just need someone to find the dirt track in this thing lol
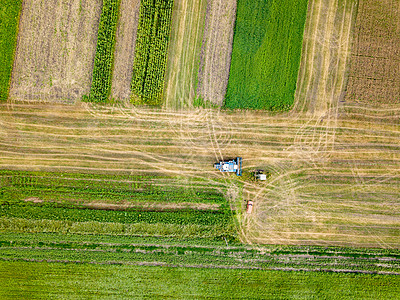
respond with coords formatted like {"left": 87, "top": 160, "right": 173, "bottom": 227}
{"left": 9, "top": 0, "right": 102, "bottom": 103}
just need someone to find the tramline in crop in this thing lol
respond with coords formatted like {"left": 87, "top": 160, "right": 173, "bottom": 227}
{"left": 130, "top": 0, "right": 174, "bottom": 105}
{"left": 87, "top": 0, "right": 121, "bottom": 103}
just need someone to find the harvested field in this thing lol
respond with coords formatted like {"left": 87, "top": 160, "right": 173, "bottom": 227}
{"left": 110, "top": 0, "right": 141, "bottom": 101}
{"left": 294, "top": 0, "right": 357, "bottom": 116}
{"left": 164, "top": 0, "right": 207, "bottom": 109}
{"left": 196, "top": 0, "right": 237, "bottom": 106}
{"left": 9, "top": 0, "right": 102, "bottom": 103}
{"left": 345, "top": 0, "right": 400, "bottom": 106}
{"left": 0, "top": 102, "right": 399, "bottom": 248}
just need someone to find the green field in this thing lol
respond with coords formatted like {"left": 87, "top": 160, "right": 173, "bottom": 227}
{"left": 0, "top": 232, "right": 399, "bottom": 274}
{"left": 0, "top": 0, "right": 22, "bottom": 101}
{"left": 131, "top": 0, "right": 174, "bottom": 105}
{"left": 1, "top": 261, "right": 399, "bottom": 299}
{"left": 0, "top": 170, "right": 236, "bottom": 240}
{"left": 87, "top": 0, "right": 121, "bottom": 103}
{"left": 225, "top": 0, "right": 308, "bottom": 110}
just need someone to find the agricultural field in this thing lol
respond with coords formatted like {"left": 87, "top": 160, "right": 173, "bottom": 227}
{"left": 163, "top": 0, "right": 207, "bottom": 109}
{"left": 196, "top": 0, "right": 237, "bottom": 107}
{"left": 225, "top": 0, "right": 308, "bottom": 110}
{"left": 1, "top": 233, "right": 399, "bottom": 274}
{"left": 0, "top": 0, "right": 22, "bottom": 102}
{"left": 294, "top": 0, "right": 357, "bottom": 115}
{"left": 9, "top": 0, "right": 102, "bottom": 103}
{"left": 0, "top": 0, "right": 400, "bottom": 297}
{"left": 345, "top": 0, "right": 400, "bottom": 107}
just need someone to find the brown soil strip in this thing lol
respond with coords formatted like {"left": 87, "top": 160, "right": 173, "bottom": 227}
{"left": 196, "top": 0, "right": 237, "bottom": 106}
{"left": 110, "top": 0, "right": 141, "bottom": 100}
{"left": 9, "top": 0, "right": 102, "bottom": 103}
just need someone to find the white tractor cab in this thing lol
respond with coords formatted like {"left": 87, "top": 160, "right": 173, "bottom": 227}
{"left": 254, "top": 169, "right": 267, "bottom": 181}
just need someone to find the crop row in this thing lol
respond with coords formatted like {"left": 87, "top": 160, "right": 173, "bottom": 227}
{"left": 130, "top": 0, "right": 174, "bottom": 105}
{"left": 0, "top": 0, "right": 22, "bottom": 101}
{"left": 86, "top": 0, "right": 121, "bottom": 103}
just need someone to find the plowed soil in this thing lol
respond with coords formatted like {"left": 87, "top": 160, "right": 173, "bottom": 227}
{"left": 345, "top": 0, "right": 400, "bottom": 106}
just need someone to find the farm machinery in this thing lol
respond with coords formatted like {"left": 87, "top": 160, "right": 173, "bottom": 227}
{"left": 214, "top": 157, "right": 242, "bottom": 176}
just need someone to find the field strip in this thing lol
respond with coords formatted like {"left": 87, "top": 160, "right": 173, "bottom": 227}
{"left": 164, "top": 0, "right": 206, "bottom": 109}
{"left": 110, "top": 0, "right": 140, "bottom": 100}
{"left": 1, "top": 101, "right": 400, "bottom": 248}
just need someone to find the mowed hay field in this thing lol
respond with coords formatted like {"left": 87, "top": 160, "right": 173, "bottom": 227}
{"left": 345, "top": 0, "right": 400, "bottom": 107}
{"left": 9, "top": 0, "right": 102, "bottom": 103}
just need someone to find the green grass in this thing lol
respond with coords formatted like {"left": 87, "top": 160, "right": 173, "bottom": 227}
{"left": 1, "top": 261, "right": 399, "bottom": 299}
{"left": 131, "top": 0, "right": 174, "bottom": 105}
{"left": 87, "top": 0, "right": 121, "bottom": 103}
{"left": 225, "top": 0, "right": 308, "bottom": 110}
{"left": 0, "top": 0, "right": 22, "bottom": 101}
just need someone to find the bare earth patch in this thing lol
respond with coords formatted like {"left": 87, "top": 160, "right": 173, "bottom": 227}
{"left": 9, "top": 0, "right": 102, "bottom": 103}
{"left": 23, "top": 197, "right": 220, "bottom": 211}
{"left": 110, "top": 0, "right": 141, "bottom": 101}
{"left": 196, "top": 0, "right": 237, "bottom": 106}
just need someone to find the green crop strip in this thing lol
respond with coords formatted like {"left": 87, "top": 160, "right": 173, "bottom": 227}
{"left": 0, "top": 204, "right": 233, "bottom": 227}
{"left": 1, "top": 261, "right": 400, "bottom": 299}
{"left": 86, "top": 0, "right": 121, "bottom": 103}
{"left": 225, "top": 0, "right": 308, "bottom": 110}
{"left": 0, "top": 170, "right": 227, "bottom": 205}
{"left": 130, "top": 0, "right": 174, "bottom": 105}
{"left": 0, "top": 0, "right": 22, "bottom": 101}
